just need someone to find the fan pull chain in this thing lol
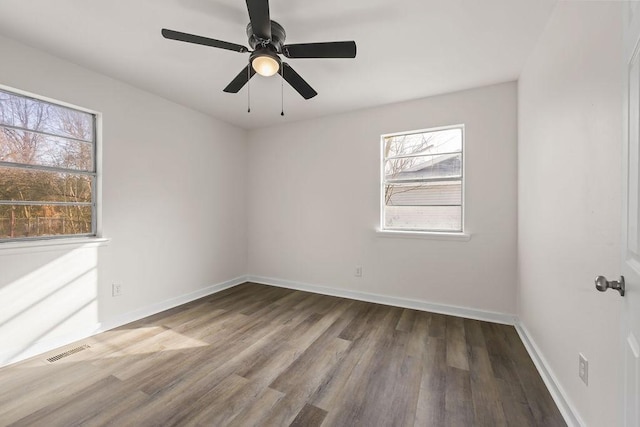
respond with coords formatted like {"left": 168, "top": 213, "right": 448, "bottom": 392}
{"left": 281, "top": 66, "right": 284, "bottom": 117}
{"left": 247, "top": 64, "right": 251, "bottom": 113}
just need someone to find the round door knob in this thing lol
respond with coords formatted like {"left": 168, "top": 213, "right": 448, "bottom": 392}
{"left": 595, "top": 276, "right": 609, "bottom": 292}
{"left": 594, "top": 275, "right": 625, "bottom": 297}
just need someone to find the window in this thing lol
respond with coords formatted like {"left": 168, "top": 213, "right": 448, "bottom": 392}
{"left": 381, "top": 125, "right": 464, "bottom": 233}
{"left": 0, "top": 88, "right": 97, "bottom": 241}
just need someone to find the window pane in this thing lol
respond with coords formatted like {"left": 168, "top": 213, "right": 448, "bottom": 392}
{"left": 384, "top": 128, "right": 461, "bottom": 158}
{"left": 385, "top": 153, "right": 462, "bottom": 181}
{"left": 0, "top": 88, "right": 96, "bottom": 241}
{"left": 385, "top": 182, "right": 461, "bottom": 206}
{"left": 384, "top": 206, "right": 462, "bottom": 231}
{"left": 0, "top": 167, "right": 93, "bottom": 203}
{"left": 0, "top": 128, "right": 93, "bottom": 171}
{"left": 0, "top": 204, "right": 92, "bottom": 239}
{"left": 0, "top": 90, "right": 93, "bottom": 142}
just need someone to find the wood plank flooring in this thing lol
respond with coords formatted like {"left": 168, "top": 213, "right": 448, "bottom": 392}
{"left": 0, "top": 283, "right": 566, "bottom": 426}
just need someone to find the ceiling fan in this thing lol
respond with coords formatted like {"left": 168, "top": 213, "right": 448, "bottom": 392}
{"left": 161, "top": 0, "right": 357, "bottom": 100}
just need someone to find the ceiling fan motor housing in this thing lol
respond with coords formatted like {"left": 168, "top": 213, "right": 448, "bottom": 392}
{"left": 247, "top": 20, "right": 286, "bottom": 52}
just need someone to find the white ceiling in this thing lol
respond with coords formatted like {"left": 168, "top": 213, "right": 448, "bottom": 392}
{"left": 0, "top": 0, "right": 557, "bottom": 130}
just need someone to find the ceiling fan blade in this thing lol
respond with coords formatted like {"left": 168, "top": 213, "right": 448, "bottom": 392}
{"left": 283, "top": 41, "right": 357, "bottom": 59}
{"left": 245, "top": 0, "right": 271, "bottom": 41}
{"left": 281, "top": 63, "right": 317, "bottom": 100}
{"left": 223, "top": 65, "right": 256, "bottom": 93}
{"left": 162, "top": 29, "right": 248, "bottom": 53}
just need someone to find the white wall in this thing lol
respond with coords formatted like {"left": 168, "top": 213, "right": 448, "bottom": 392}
{"left": 518, "top": 2, "right": 622, "bottom": 425}
{"left": 247, "top": 82, "right": 518, "bottom": 315}
{"left": 0, "top": 35, "right": 247, "bottom": 366}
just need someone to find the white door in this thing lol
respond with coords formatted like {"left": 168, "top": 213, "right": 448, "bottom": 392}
{"left": 622, "top": 3, "right": 640, "bottom": 426}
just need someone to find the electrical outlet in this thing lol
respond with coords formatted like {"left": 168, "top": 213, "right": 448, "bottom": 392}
{"left": 578, "top": 353, "right": 588, "bottom": 385}
{"left": 355, "top": 265, "right": 362, "bottom": 277}
{"left": 112, "top": 283, "right": 122, "bottom": 297}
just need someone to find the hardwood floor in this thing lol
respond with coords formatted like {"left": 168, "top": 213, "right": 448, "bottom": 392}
{"left": 0, "top": 283, "right": 565, "bottom": 426}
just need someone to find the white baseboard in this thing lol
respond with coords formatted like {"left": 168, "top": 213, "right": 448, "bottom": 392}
{"left": 0, "top": 275, "right": 247, "bottom": 368}
{"left": 515, "top": 322, "right": 584, "bottom": 427}
{"left": 96, "top": 276, "right": 247, "bottom": 332}
{"left": 247, "top": 275, "right": 517, "bottom": 325}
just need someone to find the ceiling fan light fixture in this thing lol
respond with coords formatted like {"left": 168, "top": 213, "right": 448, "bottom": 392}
{"left": 251, "top": 50, "right": 280, "bottom": 77}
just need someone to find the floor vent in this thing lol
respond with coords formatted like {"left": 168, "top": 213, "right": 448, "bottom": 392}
{"left": 46, "top": 345, "right": 90, "bottom": 363}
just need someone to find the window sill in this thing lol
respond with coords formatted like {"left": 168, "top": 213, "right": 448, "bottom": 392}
{"left": 0, "top": 237, "right": 111, "bottom": 255}
{"left": 376, "top": 229, "right": 471, "bottom": 241}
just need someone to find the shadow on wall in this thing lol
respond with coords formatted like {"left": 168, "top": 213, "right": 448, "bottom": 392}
{"left": 0, "top": 246, "right": 101, "bottom": 366}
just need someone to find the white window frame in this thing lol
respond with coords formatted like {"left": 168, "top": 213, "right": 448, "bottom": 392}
{"left": 378, "top": 124, "right": 469, "bottom": 240}
{"left": 0, "top": 84, "right": 104, "bottom": 246}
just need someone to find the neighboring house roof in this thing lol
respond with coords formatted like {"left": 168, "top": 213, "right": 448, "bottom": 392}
{"left": 392, "top": 152, "right": 461, "bottom": 181}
